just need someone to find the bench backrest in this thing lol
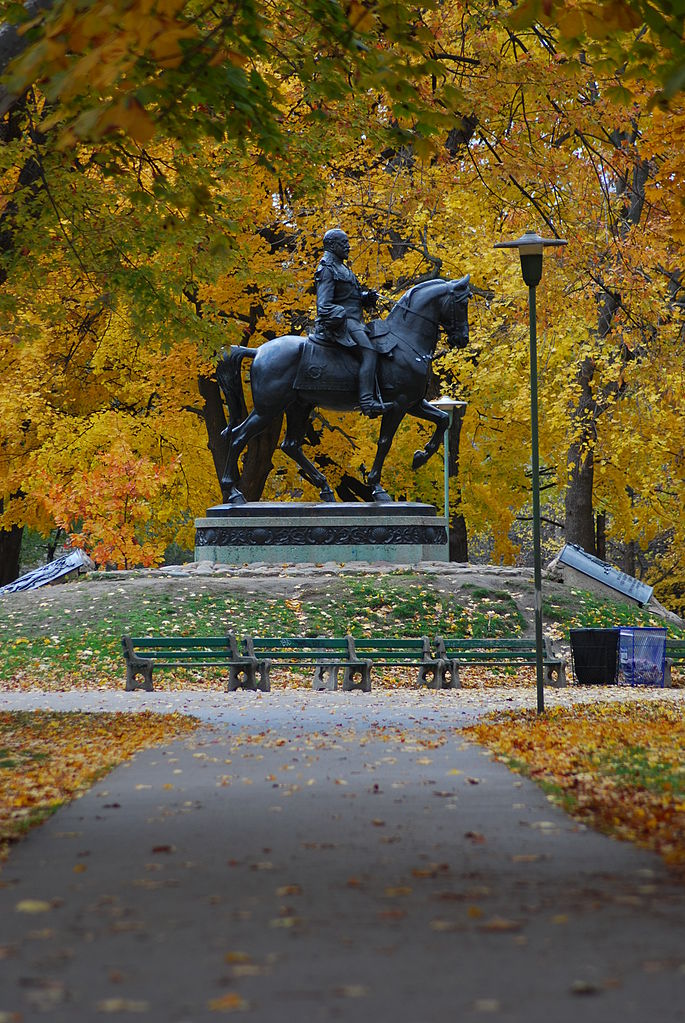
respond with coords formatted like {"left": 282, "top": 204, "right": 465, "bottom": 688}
{"left": 435, "top": 636, "right": 559, "bottom": 661}
{"left": 122, "top": 635, "right": 236, "bottom": 662}
{"left": 243, "top": 636, "right": 350, "bottom": 660}
{"left": 349, "top": 636, "right": 432, "bottom": 659}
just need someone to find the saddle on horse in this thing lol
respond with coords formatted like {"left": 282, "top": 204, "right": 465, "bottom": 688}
{"left": 293, "top": 324, "right": 397, "bottom": 395}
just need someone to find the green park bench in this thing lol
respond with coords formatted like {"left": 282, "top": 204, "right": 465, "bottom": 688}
{"left": 433, "top": 636, "right": 567, "bottom": 689}
{"left": 121, "top": 635, "right": 264, "bottom": 692}
{"left": 237, "top": 635, "right": 445, "bottom": 691}
{"left": 236, "top": 635, "right": 372, "bottom": 692}
{"left": 347, "top": 636, "right": 445, "bottom": 689}
{"left": 665, "top": 638, "right": 685, "bottom": 687}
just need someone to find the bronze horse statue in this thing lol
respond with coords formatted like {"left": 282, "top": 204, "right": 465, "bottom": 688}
{"left": 217, "top": 275, "right": 471, "bottom": 504}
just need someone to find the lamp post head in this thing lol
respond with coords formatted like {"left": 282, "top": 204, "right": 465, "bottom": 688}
{"left": 429, "top": 396, "right": 467, "bottom": 421}
{"left": 430, "top": 397, "right": 467, "bottom": 411}
{"left": 494, "top": 229, "right": 567, "bottom": 287}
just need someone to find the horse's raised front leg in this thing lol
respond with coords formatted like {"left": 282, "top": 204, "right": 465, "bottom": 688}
{"left": 367, "top": 406, "right": 405, "bottom": 502}
{"left": 410, "top": 399, "right": 449, "bottom": 470}
{"left": 281, "top": 404, "right": 336, "bottom": 502}
{"left": 221, "top": 409, "right": 274, "bottom": 504}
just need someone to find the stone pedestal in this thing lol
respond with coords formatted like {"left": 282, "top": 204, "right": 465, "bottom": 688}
{"left": 194, "top": 502, "right": 447, "bottom": 565}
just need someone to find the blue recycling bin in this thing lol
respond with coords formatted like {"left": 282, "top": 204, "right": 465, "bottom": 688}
{"left": 618, "top": 627, "right": 667, "bottom": 686}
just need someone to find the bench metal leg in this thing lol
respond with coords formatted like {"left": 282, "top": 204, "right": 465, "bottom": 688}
{"left": 438, "top": 659, "right": 461, "bottom": 690}
{"left": 256, "top": 660, "right": 271, "bottom": 692}
{"left": 546, "top": 662, "right": 567, "bottom": 688}
{"left": 343, "top": 661, "right": 371, "bottom": 693}
{"left": 226, "top": 661, "right": 256, "bottom": 692}
{"left": 312, "top": 663, "right": 339, "bottom": 691}
{"left": 418, "top": 662, "right": 442, "bottom": 689}
{"left": 126, "top": 663, "right": 153, "bottom": 692}
{"left": 225, "top": 659, "right": 271, "bottom": 693}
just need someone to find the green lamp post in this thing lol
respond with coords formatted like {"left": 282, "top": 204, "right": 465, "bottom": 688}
{"left": 494, "top": 230, "right": 567, "bottom": 713}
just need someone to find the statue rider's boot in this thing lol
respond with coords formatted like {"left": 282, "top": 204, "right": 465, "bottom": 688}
{"left": 358, "top": 349, "right": 388, "bottom": 419}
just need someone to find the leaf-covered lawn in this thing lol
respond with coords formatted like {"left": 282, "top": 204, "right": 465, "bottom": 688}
{"left": 1, "top": 574, "right": 678, "bottom": 692}
{"left": 0, "top": 578, "right": 526, "bottom": 690}
{"left": 465, "top": 703, "right": 685, "bottom": 868}
{"left": 0, "top": 711, "right": 198, "bottom": 863}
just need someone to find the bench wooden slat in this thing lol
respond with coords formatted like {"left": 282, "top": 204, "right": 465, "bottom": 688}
{"left": 439, "top": 639, "right": 537, "bottom": 649}
{"left": 247, "top": 648, "right": 349, "bottom": 658}
{"left": 132, "top": 649, "right": 237, "bottom": 660}
{"left": 353, "top": 639, "right": 428, "bottom": 650}
{"left": 249, "top": 637, "right": 348, "bottom": 650}
{"left": 249, "top": 652, "right": 349, "bottom": 660}
{"left": 130, "top": 636, "right": 232, "bottom": 649}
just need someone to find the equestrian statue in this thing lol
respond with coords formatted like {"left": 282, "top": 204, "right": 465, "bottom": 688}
{"left": 217, "top": 228, "right": 471, "bottom": 504}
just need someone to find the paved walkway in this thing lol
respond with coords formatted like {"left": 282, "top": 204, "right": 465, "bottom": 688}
{"left": 1, "top": 690, "right": 683, "bottom": 1022}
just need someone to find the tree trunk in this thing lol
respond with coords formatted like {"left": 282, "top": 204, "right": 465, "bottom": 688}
{"left": 595, "top": 511, "right": 606, "bottom": 561}
{"left": 448, "top": 404, "right": 468, "bottom": 562}
{"left": 198, "top": 374, "right": 230, "bottom": 493}
{"left": 0, "top": 2, "right": 56, "bottom": 116}
{"left": 563, "top": 141, "right": 648, "bottom": 557}
{"left": 0, "top": 522, "right": 23, "bottom": 585}
{"left": 239, "top": 415, "right": 284, "bottom": 500}
{"left": 564, "top": 354, "right": 597, "bottom": 554}
{"left": 564, "top": 445, "right": 596, "bottom": 554}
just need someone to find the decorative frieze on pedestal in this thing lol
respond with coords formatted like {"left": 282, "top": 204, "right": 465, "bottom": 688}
{"left": 195, "top": 502, "right": 447, "bottom": 565}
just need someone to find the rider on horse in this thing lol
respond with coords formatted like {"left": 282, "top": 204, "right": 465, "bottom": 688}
{"left": 313, "top": 228, "right": 389, "bottom": 418}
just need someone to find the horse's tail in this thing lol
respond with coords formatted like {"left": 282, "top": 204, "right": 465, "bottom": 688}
{"left": 216, "top": 345, "right": 256, "bottom": 437}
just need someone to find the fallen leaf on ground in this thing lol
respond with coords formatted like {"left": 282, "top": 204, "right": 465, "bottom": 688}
{"left": 16, "top": 900, "right": 51, "bottom": 914}
{"left": 474, "top": 998, "right": 501, "bottom": 1012}
{"left": 96, "top": 999, "right": 150, "bottom": 1013}
{"left": 207, "top": 992, "right": 249, "bottom": 1012}
{"left": 570, "top": 980, "right": 601, "bottom": 995}
{"left": 430, "top": 918, "right": 459, "bottom": 931}
{"left": 479, "top": 916, "right": 522, "bottom": 933}
{"left": 465, "top": 831, "right": 486, "bottom": 843}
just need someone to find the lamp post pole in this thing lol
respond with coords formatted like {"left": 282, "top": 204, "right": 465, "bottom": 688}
{"left": 527, "top": 281, "right": 545, "bottom": 714}
{"left": 494, "top": 230, "right": 567, "bottom": 713}
{"left": 429, "top": 397, "right": 467, "bottom": 561}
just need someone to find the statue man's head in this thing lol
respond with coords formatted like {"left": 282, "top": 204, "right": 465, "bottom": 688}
{"left": 323, "top": 228, "right": 350, "bottom": 261}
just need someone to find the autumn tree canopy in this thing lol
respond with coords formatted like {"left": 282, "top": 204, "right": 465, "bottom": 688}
{"left": 0, "top": 0, "right": 683, "bottom": 612}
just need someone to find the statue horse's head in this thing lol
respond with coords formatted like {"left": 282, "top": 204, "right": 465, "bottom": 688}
{"left": 395, "top": 275, "right": 471, "bottom": 352}
{"left": 439, "top": 275, "right": 471, "bottom": 350}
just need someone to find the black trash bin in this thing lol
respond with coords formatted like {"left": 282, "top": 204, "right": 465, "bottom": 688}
{"left": 570, "top": 628, "right": 619, "bottom": 684}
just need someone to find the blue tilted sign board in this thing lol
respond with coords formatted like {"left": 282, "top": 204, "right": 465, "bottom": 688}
{"left": 0, "top": 550, "right": 94, "bottom": 595}
{"left": 557, "top": 544, "right": 653, "bottom": 606}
